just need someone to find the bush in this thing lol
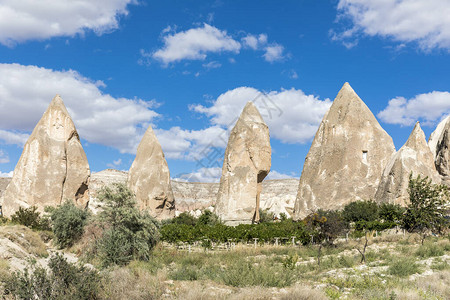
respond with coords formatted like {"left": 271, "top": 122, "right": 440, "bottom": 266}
{"left": 197, "top": 210, "right": 220, "bottom": 226}
{"left": 49, "top": 201, "right": 89, "bottom": 249}
{"left": 2, "top": 253, "right": 101, "bottom": 299}
{"left": 388, "top": 257, "right": 421, "bottom": 277}
{"left": 96, "top": 183, "right": 160, "bottom": 267}
{"left": 259, "top": 208, "right": 274, "bottom": 223}
{"left": 171, "top": 212, "right": 197, "bottom": 226}
{"left": 11, "top": 206, "right": 51, "bottom": 231}
{"left": 342, "top": 200, "right": 379, "bottom": 223}
{"left": 378, "top": 203, "right": 405, "bottom": 222}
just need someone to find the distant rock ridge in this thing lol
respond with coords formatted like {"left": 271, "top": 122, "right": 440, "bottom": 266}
{"left": 127, "top": 125, "right": 175, "bottom": 219}
{"left": 215, "top": 102, "right": 271, "bottom": 225}
{"left": 294, "top": 82, "right": 396, "bottom": 220}
{"left": 375, "top": 122, "right": 441, "bottom": 205}
{"left": 429, "top": 116, "right": 450, "bottom": 185}
{"left": 1, "top": 95, "right": 90, "bottom": 217}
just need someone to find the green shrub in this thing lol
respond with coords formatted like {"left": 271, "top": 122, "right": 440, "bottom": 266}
{"left": 49, "top": 201, "right": 89, "bottom": 249}
{"left": 96, "top": 183, "right": 160, "bottom": 267}
{"left": 11, "top": 206, "right": 51, "bottom": 231}
{"left": 197, "top": 210, "right": 220, "bottom": 226}
{"left": 415, "top": 242, "right": 445, "bottom": 258}
{"left": 2, "top": 253, "right": 101, "bottom": 299}
{"left": 342, "top": 200, "right": 378, "bottom": 223}
{"left": 171, "top": 212, "right": 197, "bottom": 226}
{"left": 388, "top": 257, "right": 421, "bottom": 277}
{"left": 378, "top": 203, "right": 405, "bottom": 222}
{"left": 259, "top": 208, "right": 274, "bottom": 223}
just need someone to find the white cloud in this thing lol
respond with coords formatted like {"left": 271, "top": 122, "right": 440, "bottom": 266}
{"left": 151, "top": 24, "right": 241, "bottom": 64}
{"left": 335, "top": 0, "right": 450, "bottom": 51}
{"left": 242, "top": 33, "right": 268, "bottom": 50}
{"left": 172, "top": 167, "right": 221, "bottom": 183}
{"left": 0, "top": 0, "right": 136, "bottom": 46}
{"left": 0, "top": 171, "right": 13, "bottom": 177}
{"left": 0, "top": 63, "right": 159, "bottom": 154}
{"left": 202, "top": 61, "right": 222, "bottom": 69}
{"left": 266, "top": 170, "right": 296, "bottom": 180}
{"left": 155, "top": 126, "right": 227, "bottom": 161}
{"left": 107, "top": 158, "right": 122, "bottom": 168}
{"left": 263, "top": 44, "right": 285, "bottom": 62}
{"left": 377, "top": 91, "right": 450, "bottom": 126}
{"left": 191, "top": 87, "right": 332, "bottom": 144}
{"left": 0, "top": 150, "right": 9, "bottom": 164}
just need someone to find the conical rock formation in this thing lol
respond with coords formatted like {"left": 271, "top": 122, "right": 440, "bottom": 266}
{"left": 375, "top": 122, "right": 441, "bottom": 205}
{"left": 294, "top": 83, "right": 395, "bottom": 220}
{"left": 429, "top": 116, "right": 450, "bottom": 185}
{"left": 215, "top": 102, "right": 271, "bottom": 225}
{"left": 128, "top": 125, "right": 175, "bottom": 219}
{"left": 1, "top": 95, "right": 90, "bottom": 217}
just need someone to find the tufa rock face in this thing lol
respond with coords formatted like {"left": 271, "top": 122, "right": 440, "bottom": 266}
{"left": 215, "top": 102, "right": 271, "bottom": 225}
{"left": 1, "top": 95, "right": 90, "bottom": 217}
{"left": 428, "top": 116, "right": 450, "bottom": 184}
{"left": 294, "top": 83, "right": 395, "bottom": 220}
{"left": 127, "top": 125, "right": 175, "bottom": 219}
{"left": 375, "top": 122, "right": 441, "bottom": 205}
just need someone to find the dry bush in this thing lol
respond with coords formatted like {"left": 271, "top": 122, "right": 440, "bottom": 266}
{"left": 414, "top": 270, "right": 450, "bottom": 298}
{"left": 69, "top": 220, "right": 104, "bottom": 257}
{"left": 0, "top": 225, "right": 47, "bottom": 257}
{"left": 279, "top": 284, "right": 327, "bottom": 300}
{"left": 101, "top": 266, "right": 167, "bottom": 300}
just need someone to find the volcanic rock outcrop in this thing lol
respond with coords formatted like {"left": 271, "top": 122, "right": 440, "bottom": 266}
{"left": 429, "top": 116, "right": 450, "bottom": 185}
{"left": 127, "top": 125, "right": 175, "bottom": 219}
{"left": 215, "top": 102, "right": 271, "bottom": 225}
{"left": 1, "top": 95, "right": 90, "bottom": 217}
{"left": 294, "top": 83, "right": 395, "bottom": 220}
{"left": 375, "top": 122, "right": 441, "bottom": 205}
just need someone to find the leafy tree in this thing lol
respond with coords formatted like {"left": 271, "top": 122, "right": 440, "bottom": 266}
{"left": 97, "top": 183, "right": 160, "bottom": 267}
{"left": 198, "top": 210, "right": 220, "bottom": 226}
{"left": 11, "top": 206, "right": 51, "bottom": 231}
{"left": 403, "top": 174, "right": 449, "bottom": 244}
{"left": 378, "top": 202, "right": 405, "bottom": 222}
{"left": 258, "top": 208, "right": 274, "bottom": 223}
{"left": 171, "top": 212, "right": 197, "bottom": 226}
{"left": 49, "top": 201, "right": 89, "bottom": 248}
{"left": 342, "top": 200, "right": 378, "bottom": 223}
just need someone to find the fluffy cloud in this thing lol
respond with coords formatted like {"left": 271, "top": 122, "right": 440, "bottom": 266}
{"left": 334, "top": 0, "right": 450, "bottom": 51}
{"left": 147, "top": 25, "right": 286, "bottom": 65}
{"left": 151, "top": 24, "right": 241, "bottom": 64}
{"left": 0, "top": 63, "right": 159, "bottom": 153}
{"left": 377, "top": 91, "right": 450, "bottom": 126}
{"left": 172, "top": 167, "right": 222, "bottom": 183}
{"left": 0, "top": 0, "right": 136, "bottom": 46}
{"left": 191, "top": 87, "right": 331, "bottom": 144}
{"left": 266, "top": 170, "right": 296, "bottom": 180}
{"left": 0, "top": 171, "right": 13, "bottom": 177}
{"left": 155, "top": 126, "right": 227, "bottom": 161}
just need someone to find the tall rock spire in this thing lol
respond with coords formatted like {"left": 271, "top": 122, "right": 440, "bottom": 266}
{"left": 215, "top": 101, "right": 271, "bottom": 225}
{"left": 428, "top": 116, "right": 450, "bottom": 185}
{"left": 127, "top": 125, "right": 175, "bottom": 219}
{"left": 1, "top": 95, "right": 90, "bottom": 217}
{"left": 375, "top": 122, "right": 441, "bottom": 205}
{"left": 294, "top": 83, "right": 395, "bottom": 219}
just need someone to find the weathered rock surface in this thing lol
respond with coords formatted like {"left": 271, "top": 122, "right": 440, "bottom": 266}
{"left": 215, "top": 102, "right": 271, "bottom": 225}
{"left": 128, "top": 125, "right": 175, "bottom": 219}
{"left": 1, "top": 95, "right": 90, "bottom": 217}
{"left": 79, "top": 169, "right": 297, "bottom": 217}
{"left": 375, "top": 122, "right": 441, "bottom": 205}
{"left": 429, "top": 116, "right": 450, "bottom": 185}
{"left": 294, "top": 83, "right": 395, "bottom": 220}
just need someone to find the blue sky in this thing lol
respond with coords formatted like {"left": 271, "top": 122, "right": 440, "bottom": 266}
{"left": 0, "top": 0, "right": 449, "bottom": 182}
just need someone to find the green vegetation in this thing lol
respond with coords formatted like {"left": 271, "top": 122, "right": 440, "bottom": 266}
{"left": 10, "top": 206, "right": 51, "bottom": 231}
{"left": 3, "top": 253, "right": 101, "bottom": 300}
{"left": 48, "top": 201, "right": 89, "bottom": 249}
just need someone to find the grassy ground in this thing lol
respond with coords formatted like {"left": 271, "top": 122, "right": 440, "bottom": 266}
{"left": 99, "top": 233, "right": 450, "bottom": 299}
{"left": 1, "top": 226, "right": 449, "bottom": 299}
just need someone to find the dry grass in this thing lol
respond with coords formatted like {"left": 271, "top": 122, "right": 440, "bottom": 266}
{"left": 0, "top": 225, "right": 48, "bottom": 257}
{"left": 414, "top": 270, "right": 450, "bottom": 299}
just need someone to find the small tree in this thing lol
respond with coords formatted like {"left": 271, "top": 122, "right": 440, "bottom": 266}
{"left": 97, "top": 183, "right": 160, "bottom": 267}
{"left": 11, "top": 206, "right": 51, "bottom": 231}
{"left": 403, "top": 174, "right": 449, "bottom": 244}
{"left": 342, "top": 200, "right": 378, "bottom": 223}
{"left": 49, "top": 201, "right": 89, "bottom": 248}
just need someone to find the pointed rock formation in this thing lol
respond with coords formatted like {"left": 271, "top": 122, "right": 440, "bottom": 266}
{"left": 429, "top": 116, "right": 450, "bottom": 185}
{"left": 1, "top": 95, "right": 90, "bottom": 217}
{"left": 215, "top": 102, "right": 271, "bottom": 225}
{"left": 127, "top": 125, "right": 175, "bottom": 219}
{"left": 294, "top": 83, "right": 395, "bottom": 220}
{"left": 375, "top": 122, "right": 441, "bottom": 205}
